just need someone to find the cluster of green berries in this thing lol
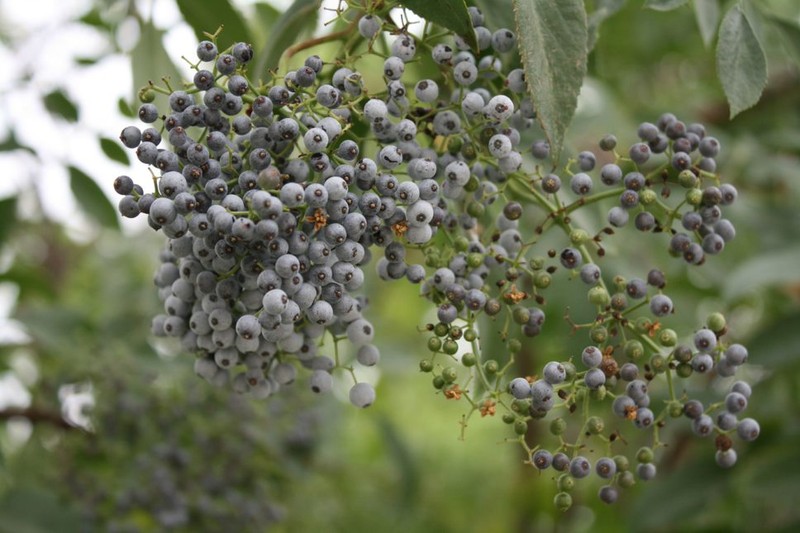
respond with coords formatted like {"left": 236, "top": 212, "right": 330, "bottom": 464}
{"left": 111, "top": 0, "right": 753, "bottom": 510}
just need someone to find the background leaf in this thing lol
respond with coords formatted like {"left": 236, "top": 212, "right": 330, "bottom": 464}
{"left": 175, "top": 0, "right": 251, "bottom": 50}
{"left": 724, "top": 245, "right": 800, "bottom": 299}
{"left": 68, "top": 166, "right": 120, "bottom": 231}
{"left": 693, "top": 0, "right": 720, "bottom": 47}
{"left": 99, "top": 137, "right": 129, "bottom": 165}
{"left": 131, "top": 21, "right": 182, "bottom": 100}
{"left": 644, "top": 0, "right": 689, "bottom": 11}
{"left": 400, "top": 0, "right": 477, "bottom": 50}
{"left": 587, "top": 0, "right": 626, "bottom": 51}
{"left": 43, "top": 90, "right": 78, "bottom": 122}
{"left": 253, "top": 0, "right": 320, "bottom": 78}
{"left": 513, "top": 0, "right": 588, "bottom": 158}
{"left": 765, "top": 13, "right": 800, "bottom": 66}
{"left": 0, "top": 195, "right": 18, "bottom": 248}
{"left": 716, "top": 4, "right": 767, "bottom": 117}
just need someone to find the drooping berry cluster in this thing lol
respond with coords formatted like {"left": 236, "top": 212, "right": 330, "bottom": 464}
{"left": 111, "top": 1, "right": 755, "bottom": 509}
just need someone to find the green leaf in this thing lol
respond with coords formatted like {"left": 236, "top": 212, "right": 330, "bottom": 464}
{"left": 249, "top": 3, "right": 282, "bottom": 53}
{"left": 513, "top": 0, "right": 588, "bottom": 159}
{"left": 0, "top": 486, "right": 82, "bottom": 533}
{"left": 68, "top": 166, "right": 120, "bottom": 231}
{"left": 0, "top": 196, "right": 17, "bottom": 248}
{"left": 644, "top": 0, "right": 689, "bottom": 11}
{"left": 0, "top": 130, "right": 36, "bottom": 155}
{"left": 43, "top": 90, "right": 78, "bottom": 122}
{"left": 175, "top": 0, "right": 251, "bottom": 50}
{"left": 724, "top": 245, "right": 800, "bottom": 299}
{"left": 745, "top": 310, "right": 800, "bottom": 368}
{"left": 99, "top": 137, "right": 129, "bottom": 165}
{"left": 766, "top": 13, "right": 800, "bottom": 66}
{"left": 716, "top": 3, "right": 767, "bottom": 117}
{"left": 400, "top": 0, "right": 477, "bottom": 50}
{"left": 117, "top": 97, "right": 136, "bottom": 118}
{"left": 131, "top": 21, "right": 182, "bottom": 101}
{"left": 693, "top": 0, "right": 720, "bottom": 47}
{"left": 253, "top": 0, "right": 320, "bottom": 78}
{"left": 587, "top": 0, "right": 626, "bottom": 51}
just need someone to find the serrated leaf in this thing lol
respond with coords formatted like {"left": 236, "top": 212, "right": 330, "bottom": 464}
{"left": 131, "top": 21, "right": 182, "bottom": 101}
{"left": 175, "top": 0, "right": 250, "bottom": 50}
{"left": 513, "top": 0, "right": 588, "bottom": 159}
{"left": 99, "top": 137, "right": 129, "bottom": 165}
{"left": 0, "top": 196, "right": 18, "bottom": 248}
{"left": 716, "top": 4, "right": 767, "bottom": 118}
{"left": 43, "top": 90, "right": 78, "bottom": 122}
{"left": 644, "top": 0, "right": 689, "bottom": 11}
{"left": 400, "top": 0, "right": 477, "bottom": 50}
{"left": 68, "top": 166, "right": 120, "bottom": 231}
{"left": 693, "top": 0, "right": 720, "bottom": 47}
{"left": 253, "top": 0, "right": 320, "bottom": 78}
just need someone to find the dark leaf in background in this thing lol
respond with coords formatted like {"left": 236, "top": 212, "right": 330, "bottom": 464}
{"left": 254, "top": 0, "right": 320, "bottom": 78}
{"left": 176, "top": 0, "right": 251, "bottom": 50}
{"left": 0, "top": 195, "right": 17, "bottom": 248}
{"left": 68, "top": 166, "right": 120, "bottom": 231}
{"left": 0, "top": 130, "right": 36, "bottom": 155}
{"left": 513, "top": 0, "right": 588, "bottom": 159}
{"left": 0, "top": 486, "right": 82, "bottom": 533}
{"left": 587, "top": 0, "right": 626, "bottom": 51}
{"left": 401, "top": 0, "right": 477, "bottom": 50}
{"left": 43, "top": 90, "right": 78, "bottom": 122}
{"left": 716, "top": 3, "right": 767, "bottom": 117}
{"left": 99, "top": 137, "right": 129, "bottom": 165}
{"left": 117, "top": 97, "right": 136, "bottom": 118}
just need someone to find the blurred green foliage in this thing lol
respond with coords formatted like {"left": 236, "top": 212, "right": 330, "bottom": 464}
{"left": 1, "top": 0, "right": 799, "bottom": 531}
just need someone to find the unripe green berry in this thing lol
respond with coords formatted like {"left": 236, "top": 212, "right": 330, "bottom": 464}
{"left": 686, "top": 188, "right": 703, "bottom": 206}
{"left": 461, "top": 352, "right": 477, "bottom": 367}
{"left": 138, "top": 87, "right": 155, "bottom": 103}
{"left": 425, "top": 254, "right": 440, "bottom": 268}
{"left": 676, "top": 362, "right": 693, "bottom": 378}
{"left": 678, "top": 169, "right": 698, "bottom": 188}
{"left": 502, "top": 413, "right": 515, "bottom": 424}
{"left": 614, "top": 455, "right": 630, "bottom": 472}
{"left": 624, "top": 339, "right": 644, "bottom": 361}
{"left": 707, "top": 312, "right": 726, "bottom": 333}
{"left": 514, "top": 419, "right": 528, "bottom": 435}
{"left": 464, "top": 175, "right": 480, "bottom": 192}
{"left": 637, "top": 446, "right": 654, "bottom": 464}
{"left": 461, "top": 143, "right": 477, "bottom": 161}
{"left": 427, "top": 337, "right": 442, "bottom": 352}
{"left": 587, "top": 416, "right": 605, "bottom": 434}
{"left": 432, "top": 375, "right": 445, "bottom": 389}
{"left": 534, "top": 272, "right": 551, "bottom": 289}
{"left": 657, "top": 328, "right": 677, "bottom": 347}
{"left": 635, "top": 317, "right": 652, "bottom": 333}
{"left": 467, "top": 202, "right": 485, "bottom": 218}
{"left": 640, "top": 189, "right": 657, "bottom": 205}
{"left": 442, "top": 366, "right": 458, "bottom": 383}
{"left": 563, "top": 361, "right": 577, "bottom": 381}
{"left": 447, "top": 135, "right": 463, "bottom": 154}
{"left": 668, "top": 401, "right": 684, "bottom": 418}
{"left": 650, "top": 354, "right": 667, "bottom": 373}
{"left": 419, "top": 359, "right": 434, "bottom": 372}
{"left": 588, "top": 286, "right": 611, "bottom": 306}
{"left": 618, "top": 470, "right": 636, "bottom": 489}
{"left": 467, "top": 253, "right": 483, "bottom": 268}
{"left": 454, "top": 235, "right": 470, "bottom": 252}
{"left": 589, "top": 385, "right": 607, "bottom": 401}
{"left": 557, "top": 475, "right": 575, "bottom": 492}
{"left": 511, "top": 399, "right": 530, "bottom": 413}
{"left": 449, "top": 327, "right": 462, "bottom": 340}
{"left": 442, "top": 339, "right": 459, "bottom": 355}
{"left": 530, "top": 257, "right": 545, "bottom": 270}
{"left": 590, "top": 326, "right": 608, "bottom": 344}
{"left": 507, "top": 338, "right": 522, "bottom": 354}
{"left": 570, "top": 229, "right": 589, "bottom": 245}
{"left": 512, "top": 307, "right": 531, "bottom": 325}
{"left": 554, "top": 491, "right": 573, "bottom": 512}
{"left": 464, "top": 328, "right": 477, "bottom": 342}
{"left": 550, "top": 417, "right": 567, "bottom": 436}
{"left": 484, "top": 359, "right": 499, "bottom": 375}
{"left": 434, "top": 323, "right": 449, "bottom": 337}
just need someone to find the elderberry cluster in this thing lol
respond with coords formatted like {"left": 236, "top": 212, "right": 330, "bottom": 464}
{"left": 110, "top": 0, "right": 754, "bottom": 510}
